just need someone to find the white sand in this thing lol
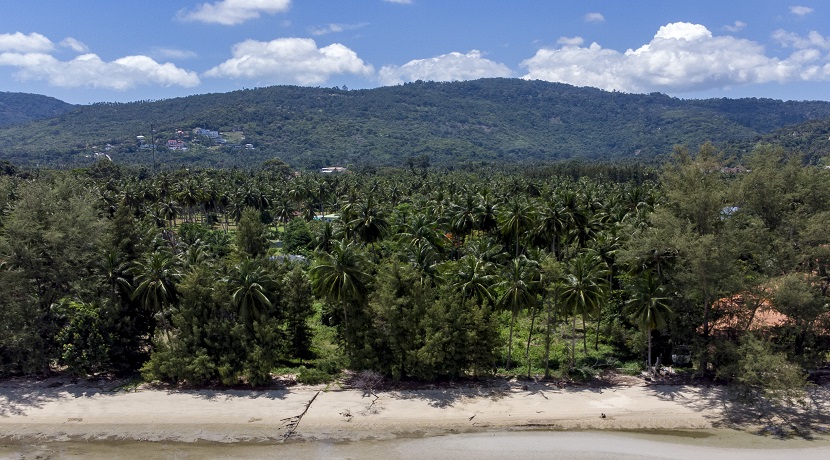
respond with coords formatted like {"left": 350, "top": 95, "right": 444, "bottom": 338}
{"left": 1, "top": 377, "right": 730, "bottom": 443}
{"left": 3, "top": 377, "right": 830, "bottom": 458}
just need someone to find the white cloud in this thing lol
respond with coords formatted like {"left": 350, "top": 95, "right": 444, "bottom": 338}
{"left": 309, "top": 23, "right": 368, "bottom": 36}
{"left": 154, "top": 47, "right": 199, "bottom": 60}
{"left": 790, "top": 5, "right": 814, "bottom": 16}
{"left": 205, "top": 37, "right": 373, "bottom": 85}
{"left": 0, "top": 51, "right": 200, "bottom": 89}
{"left": 383, "top": 0, "right": 413, "bottom": 4}
{"left": 60, "top": 37, "right": 89, "bottom": 53}
{"left": 179, "top": 0, "right": 291, "bottom": 25}
{"left": 724, "top": 21, "right": 747, "bottom": 33}
{"left": 584, "top": 12, "right": 605, "bottom": 23}
{"left": 520, "top": 22, "right": 830, "bottom": 94}
{"left": 0, "top": 32, "right": 53, "bottom": 53}
{"left": 378, "top": 50, "right": 513, "bottom": 85}
{"left": 773, "top": 29, "right": 830, "bottom": 49}
{"left": 557, "top": 36, "right": 585, "bottom": 46}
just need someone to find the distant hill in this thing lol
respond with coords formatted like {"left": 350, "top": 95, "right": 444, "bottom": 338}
{"left": 0, "top": 92, "right": 76, "bottom": 128}
{"left": 2, "top": 79, "right": 830, "bottom": 168}
{"left": 754, "top": 118, "right": 830, "bottom": 164}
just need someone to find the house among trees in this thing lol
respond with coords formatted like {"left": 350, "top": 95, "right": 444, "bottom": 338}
{"left": 166, "top": 139, "right": 187, "bottom": 151}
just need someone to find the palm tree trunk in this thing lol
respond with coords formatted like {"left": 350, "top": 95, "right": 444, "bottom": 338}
{"left": 544, "top": 291, "right": 557, "bottom": 379}
{"left": 507, "top": 310, "right": 516, "bottom": 370}
{"left": 647, "top": 329, "right": 653, "bottom": 374}
{"left": 582, "top": 315, "right": 588, "bottom": 354}
{"left": 570, "top": 313, "right": 577, "bottom": 371}
{"left": 341, "top": 300, "right": 351, "bottom": 362}
{"left": 525, "top": 299, "right": 538, "bottom": 378}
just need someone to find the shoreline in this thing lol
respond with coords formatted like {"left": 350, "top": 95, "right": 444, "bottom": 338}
{"left": 1, "top": 376, "right": 828, "bottom": 446}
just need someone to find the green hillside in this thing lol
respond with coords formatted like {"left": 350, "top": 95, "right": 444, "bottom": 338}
{"left": 2, "top": 78, "right": 830, "bottom": 168}
{"left": 755, "top": 118, "right": 830, "bottom": 164}
{"left": 0, "top": 92, "right": 76, "bottom": 128}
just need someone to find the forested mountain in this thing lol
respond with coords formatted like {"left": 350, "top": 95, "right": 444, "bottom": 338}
{"left": 0, "top": 92, "right": 76, "bottom": 128}
{"left": 2, "top": 78, "right": 830, "bottom": 168}
{"left": 756, "top": 117, "right": 830, "bottom": 165}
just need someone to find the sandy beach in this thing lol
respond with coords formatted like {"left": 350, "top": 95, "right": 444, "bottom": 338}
{"left": 1, "top": 375, "right": 829, "bottom": 458}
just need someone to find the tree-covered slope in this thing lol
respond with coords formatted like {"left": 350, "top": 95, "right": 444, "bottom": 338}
{"left": 754, "top": 117, "right": 830, "bottom": 164}
{"left": 2, "top": 79, "right": 830, "bottom": 168}
{"left": 0, "top": 92, "right": 76, "bottom": 128}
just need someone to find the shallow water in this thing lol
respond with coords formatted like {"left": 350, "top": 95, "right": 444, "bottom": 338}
{"left": 3, "top": 430, "right": 829, "bottom": 459}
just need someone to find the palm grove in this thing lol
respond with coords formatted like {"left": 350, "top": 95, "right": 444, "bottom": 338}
{"left": 0, "top": 144, "right": 827, "bottom": 393}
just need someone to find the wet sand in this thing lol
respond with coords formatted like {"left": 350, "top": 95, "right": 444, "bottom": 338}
{"left": 2, "top": 430, "right": 830, "bottom": 459}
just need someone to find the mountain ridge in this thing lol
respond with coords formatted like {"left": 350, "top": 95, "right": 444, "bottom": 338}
{"left": 2, "top": 79, "right": 830, "bottom": 168}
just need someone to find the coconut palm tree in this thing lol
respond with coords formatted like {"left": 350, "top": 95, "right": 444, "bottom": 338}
{"left": 498, "top": 196, "right": 536, "bottom": 258}
{"left": 560, "top": 250, "right": 609, "bottom": 370}
{"left": 452, "top": 254, "right": 496, "bottom": 308}
{"left": 349, "top": 196, "right": 389, "bottom": 253}
{"left": 496, "top": 256, "right": 540, "bottom": 370}
{"left": 225, "top": 258, "right": 275, "bottom": 328}
{"left": 625, "top": 271, "right": 672, "bottom": 373}
{"left": 310, "top": 239, "right": 370, "bottom": 359}
{"left": 130, "top": 250, "right": 181, "bottom": 337}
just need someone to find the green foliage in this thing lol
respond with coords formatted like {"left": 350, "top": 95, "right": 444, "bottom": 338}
{"left": 283, "top": 218, "right": 313, "bottom": 254}
{"left": 296, "top": 366, "right": 333, "bottom": 385}
{"left": 284, "top": 266, "right": 314, "bottom": 360}
{"left": 235, "top": 207, "right": 268, "bottom": 258}
{"left": 54, "top": 299, "right": 110, "bottom": 377}
{"left": 141, "top": 264, "right": 286, "bottom": 387}
{"left": 717, "top": 334, "right": 808, "bottom": 407}
{"left": 1, "top": 142, "right": 828, "bottom": 387}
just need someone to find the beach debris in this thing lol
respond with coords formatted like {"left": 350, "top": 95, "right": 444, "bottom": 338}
{"left": 360, "top": 394, "right": 382, "bottom": 416}
{"left": 282, "top": 390, "right": 320, "bottom": 441}
{"left": 340, "top": 409, "right": 353, "bottom": 422}
{"left": 600, "top": 413, "right": 606, "bottom": 418}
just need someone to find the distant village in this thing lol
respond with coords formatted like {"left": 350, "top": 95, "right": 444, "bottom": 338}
{"left": 136, "top": 127, "right": 255, "bottom": 152}
{"left": 83, "top": 126, "right": 351, "bottom": 175}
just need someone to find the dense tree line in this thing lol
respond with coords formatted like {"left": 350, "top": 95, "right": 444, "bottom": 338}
{"left": 0, "top": 146, "right": 827, "bottom": 394}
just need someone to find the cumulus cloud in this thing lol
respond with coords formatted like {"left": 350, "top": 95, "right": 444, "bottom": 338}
{"left": 584, "top": 12, "right": 605, "bottom": 23}
{"left": 724, "top": 21, "right": 747, "bottom": 33}
{"left": 0, "top": 51, "right": 200, "bottom": 89}
{"left": 520, "top": 22, "right": 830, "bottom": 94}
{"left": 773, "top": 29, "right": 830, "bottom": 49}
{"left": 557, "top": 36, "right": 585, "bottom": 46}
{"left": 790, "top": 5, "right": 814, "bottom": 16}
{"left": 59, "top": 37, "right": 89, "bottom": 53}
{"left": 309, "top": 23, "right": 368, "bottom": 36}
{"left": 179, "top": 0, "right": 291, "bottom": 25}
{"left": 0, "top": 32, "right": 53, "bottom": 53}
{"left": 205, "top": 37, "right": 373, "bottom": 85}
{"left": 378, "top": 50, "right": 513, "bottom": 85}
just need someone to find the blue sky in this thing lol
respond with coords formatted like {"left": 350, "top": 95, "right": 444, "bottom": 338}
{"left": 1, "top": 1, "right": 829, "bottom": 104}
